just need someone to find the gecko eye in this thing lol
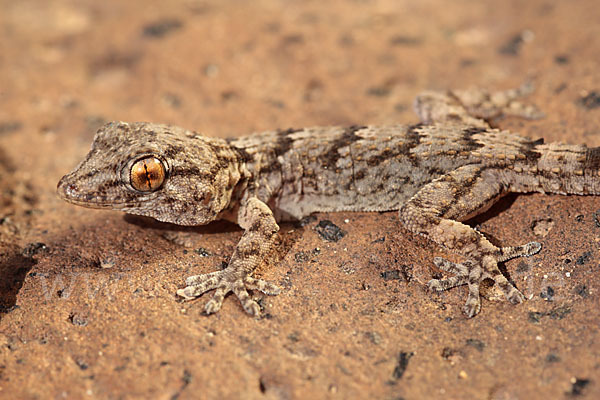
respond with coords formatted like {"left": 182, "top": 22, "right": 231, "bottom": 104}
{"left": 130, "top": 156, "right": 166, "bottom": 192}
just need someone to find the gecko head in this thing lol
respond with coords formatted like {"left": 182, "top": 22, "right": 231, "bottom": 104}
{"left": 57, "top": 121, "right": 240, "bottom": 226}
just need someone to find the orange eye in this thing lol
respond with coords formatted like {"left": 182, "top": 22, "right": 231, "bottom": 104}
{"left": 130, "top": 157, "right": 166, "bottom": 192}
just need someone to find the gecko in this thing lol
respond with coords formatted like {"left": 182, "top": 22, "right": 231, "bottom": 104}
{"left": 57, "top": 85, "right": 600, "bottom": 318}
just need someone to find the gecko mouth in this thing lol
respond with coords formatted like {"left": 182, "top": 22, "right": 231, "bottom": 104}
{"left": 56, "top": 176, "right": 140, "bottom": 209}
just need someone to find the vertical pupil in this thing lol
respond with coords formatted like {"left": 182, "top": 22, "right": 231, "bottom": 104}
{"left": 143, "top": 162, "right": 151, "bottom": 189}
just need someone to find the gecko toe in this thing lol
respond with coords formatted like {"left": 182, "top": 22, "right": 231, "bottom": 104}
{"left": 232, "top": 284, "right": 263, "bottom": 317}
{"left": 498, "top": 241, "right": 542, "bottom": 262}
{"left": 244, "top": 276, "right": 281, "bottom": 295}
{"left": 177, "top": 271, "right": 222, "bottom": 300}
{"left": 204, "top": 299, "right": 223, "bottom": 314}
{"left": 204, "top": 287, "right": 226, "bottom": 314}
{"left": 427, "top": 279, "right": 444, "bottom": 291}
{"left": 243, "top": 299, "right": 261, "bottom": 317}
{"left": 463, "top": 299, "right": 481, "bottom": 318}
{"left": 488, "top": 267, "right": 526, "bottom": 304}
{"left": 507, "top": 289, "right": 525, "bottom": 304}
{"left": 433, "top": 257, "right": 446, "bottom": 268}
{"left": 525, "top": 241, "right": 542, "bottom": 256}
{"left": 185, "top": 271, "right": 220, "bottom": 286}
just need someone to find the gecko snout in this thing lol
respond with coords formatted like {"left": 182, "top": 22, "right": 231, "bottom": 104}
{"left": 56, "top": 172, "right": 110, "bottom": 207}
{"left": 56, "top": 174, "right": 85, "bottom": 203}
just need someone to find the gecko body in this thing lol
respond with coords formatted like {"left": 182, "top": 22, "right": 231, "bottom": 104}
{"left": 58, "top": 86, "right": 600, "bottom": 317}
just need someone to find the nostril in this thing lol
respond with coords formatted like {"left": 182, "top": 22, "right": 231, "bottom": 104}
{"left": 57, "top": 176, "right": 78, "bottom": 198}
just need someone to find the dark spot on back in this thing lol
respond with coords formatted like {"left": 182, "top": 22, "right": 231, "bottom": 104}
{"left": 520, "top": 139, "right": 542, "bottom": 161}
{"left": 354, "top": 169, "right": 366, "bottom": 180}
{"left": 274, "top": 128, "right": 302, "bottom": 157}
{"left": 322, "top": 125, "right": 366, "bottom": 169}
{"left": 460, "top": 127, "right": 486, "bottom": 151}
{"left": 531, "top": 138, "right": 544, "bottom": 146}
{"left": 585, "top": 147, "right": 600, "bottom": 170}
{"left": 366, "top": 124, "right": 423, "bottom": 167}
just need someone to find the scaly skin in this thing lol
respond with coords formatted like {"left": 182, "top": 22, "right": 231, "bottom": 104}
{"left": 57, "top": 85, "right": 600, "bottom": 317}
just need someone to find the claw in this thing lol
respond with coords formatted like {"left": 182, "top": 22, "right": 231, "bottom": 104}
{"left": 525, "top": 241, "right": 542, "bottom": 256}
{"left": 176, "top": 288, "right": 196, "bottom": 300}
{"left": 463, "top": 301, "right": 481, "bottom": 318}
{"left": 243, "top": 300, "right": 261, "bottom": 317}
{"left": 507, "top": 289, "right": 525, "bottom": 304}
{"left": 205, "top": 298, "right": 223, "bottom": 314}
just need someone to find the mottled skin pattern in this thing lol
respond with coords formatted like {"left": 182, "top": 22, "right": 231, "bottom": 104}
{"left": 58, "top": 86, "right": 600, "bottom": 317}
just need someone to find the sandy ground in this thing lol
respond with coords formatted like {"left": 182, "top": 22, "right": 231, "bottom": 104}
{"left": 1, "top": 0, "right": 599, "bottom": 399}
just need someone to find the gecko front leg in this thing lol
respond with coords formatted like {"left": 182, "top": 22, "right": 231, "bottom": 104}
{"left": 399, "top": 164, "right": 541, "bottom": 317}
{"left": 177, "top": 197, "right": 281, "bottom": 316}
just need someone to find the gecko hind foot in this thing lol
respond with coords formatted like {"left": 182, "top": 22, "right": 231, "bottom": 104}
{"left": 428, "top": 241, "right": 540, "bottom": 318}
{"left": 453, "top": 83, "right": 545, "bottom": 120}
{"left": 177, "top": 269, "right": 281, "bottom": 317}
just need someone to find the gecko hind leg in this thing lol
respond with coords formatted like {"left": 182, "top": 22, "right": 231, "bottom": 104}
{"left": 400, "top": 165, "right": 542, "bottom": 317}
{"left": 453, "top": 83, "right": 545, "bottom": 121}
{"left": 414, "top": 83, "right": 544, "bottom": 127}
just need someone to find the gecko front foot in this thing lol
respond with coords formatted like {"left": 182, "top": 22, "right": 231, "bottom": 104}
{"left": 428, "top": 241, "right": 541, "bottom": 318}
{"left": 177, "top": 269, "right": 281, "bottom": 316}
